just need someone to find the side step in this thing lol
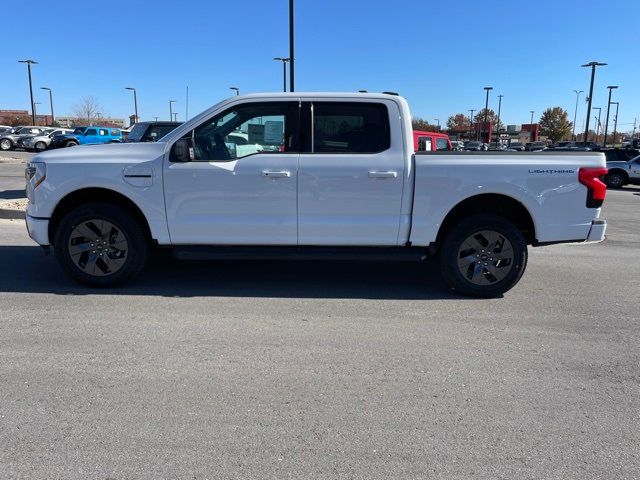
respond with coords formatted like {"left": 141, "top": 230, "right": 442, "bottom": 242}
{"left": 173, "top": 245, "right": 428, "bottom": 262}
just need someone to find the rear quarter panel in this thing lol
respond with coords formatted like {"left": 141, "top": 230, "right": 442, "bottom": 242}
{"left": 409, "top": 152, "right": 606, "bottom": 245}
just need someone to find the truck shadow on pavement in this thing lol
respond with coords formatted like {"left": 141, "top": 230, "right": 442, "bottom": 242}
{"left": 0, "top": 189, "right": 25, "bottom": 200}
{"left": 0, "top": 246, "right": 471, "bottom": 300}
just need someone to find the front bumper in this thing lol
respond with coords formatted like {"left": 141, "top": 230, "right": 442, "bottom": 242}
{"left": 25, "top": 215, "right": 50, "bottom": 245}
{"left": 585, "top": 219, "right": 606, "bottom": 243}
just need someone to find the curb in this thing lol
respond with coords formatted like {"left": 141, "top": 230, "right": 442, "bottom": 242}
{"left": 0, "top": 208, "right": 25, "bottom": 220}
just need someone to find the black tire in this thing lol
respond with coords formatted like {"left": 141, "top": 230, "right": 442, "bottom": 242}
{"left": 604, "top": 171, "right": 627, "bottom": 189}
{"left": 439, "top": 214, "right": 528, "bottom": 298}
{"left": 34, "top": 141, "right": 47, "bottom": 151}
{"left": 64, "top": 140, "right": 78, "bottom": 148}
{"left": 0, "top": 139, "right": 13, "bottom": 151}
{"left": 53, "top": 203, "right": 148, "bottom": 287}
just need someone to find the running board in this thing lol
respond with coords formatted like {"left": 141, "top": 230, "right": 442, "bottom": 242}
{"left": 173, "top": 245, "right": 428, "bottom": 262}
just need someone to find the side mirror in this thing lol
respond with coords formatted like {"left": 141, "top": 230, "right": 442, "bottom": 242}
{"left": 171, "top": 138, "right": 194, "bottom": 162}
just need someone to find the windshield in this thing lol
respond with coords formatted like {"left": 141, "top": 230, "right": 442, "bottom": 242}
{"left": 72, "top": 128, "right": 84, "bottom": 135}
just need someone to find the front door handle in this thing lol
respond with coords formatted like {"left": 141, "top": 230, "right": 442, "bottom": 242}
{"left": 368, "top": 170, "right": 397, "bottom": 179}
{"left": 262, "top": 170, "right": 291, "bottom": 178}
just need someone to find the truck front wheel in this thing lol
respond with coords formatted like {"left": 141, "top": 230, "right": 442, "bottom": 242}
{"left": 439, "top": 214, "right": 527, "bottom": 298}
{"left": 53, "top": 203, "right": 148, "bottom": 287}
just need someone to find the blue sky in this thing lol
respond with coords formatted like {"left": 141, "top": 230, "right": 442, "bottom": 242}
{"left": 1, "top": 0, "right": 638, "bottom": 131}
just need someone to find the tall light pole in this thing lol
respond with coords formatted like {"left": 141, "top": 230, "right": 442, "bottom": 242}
{"left": 229, "top": 87, "right": 239, "bottom": 96}
{"left": 169, "top": 100, "right": 176, "bottom": 122}
{"left": 273, "top": 57, "right": 290, "bottom": 92}
{"left": 581, "top": 61, "right": 607, "bottom": 145}
{"left": 434, "top": 118, "right": 440, "bottom": 130}
{"left": 611, "top": 101, "right": 620, "bottom": 147}
{"left": 603, "top": 85, "right": 618, "bottom": 147}
{"left": 495, "top": 94, "right": 503, "bottom": 144}
{"left": 40, "top": 87, "right": 54, "bottom": 126}
{"left": 289, "top": 0, "right": 295, "bottom": 92}
{"left": 482, "top": 87, "right": 493, "bottom": 143}
{"left": 33, "top": 102, "right": 41, "bottom": 125}
{"left": 18, "top": 59, "right": 38, "bottom": 126}
{"left": 530, "top": 111, "right": 535, "bottom": 142}
{"left": 593, "top": 107, "right": 602, "bottom": 142}
{"left": 571, "top": 89, "right": 583, "bottom": 140}
{"left": 468, "top": 109, "right": 476, "bottom": 139}
{"left": 173, "top": 113, "right": 178, "bottom": 122}
{"left": 125, "top": 87, "right": 138, "bottom": 124}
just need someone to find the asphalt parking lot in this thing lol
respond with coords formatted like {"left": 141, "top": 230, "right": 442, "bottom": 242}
{"left": 0, "top": 154, "right": 638, "bottom": 479}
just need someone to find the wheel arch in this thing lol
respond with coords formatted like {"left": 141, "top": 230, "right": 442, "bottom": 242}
{"left": 435, "top": 193, "right": 536, "bottom": 248}
{"left": 48, "top": 187, "right": 153, "bottom": 246}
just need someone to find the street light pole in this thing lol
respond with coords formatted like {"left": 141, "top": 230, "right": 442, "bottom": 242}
{"left": 289, "top": 0, "right": 295, "bottom": 92}
{"left": 482, "top": 87, "right": 493, "bottom": 143}
{"left": 530, "top": 111, "right": 535, "bottom": 142}
{"left": 581, "top": 61, "right": 607, "bottom": 145}
{"left": 33, "top": 102, "right": 41, "bottom": 125}
{"left": 125, "top": 87, "right": 138, "bottom": 124}
{"left": 434, "top": 118, "right": 440, "bottom": 130}
{"left": 18, "top": 59, "right": 38, "bottom": 125}
{"left": 593, "top": 107, "right": 602, "bottom": 142}
{"left": 571, "top": 89, "right": 583, "bottom": 140}
{"left": 611, "top": 101, "right": 620, "bottom": 147}
{"left": 229, "top": 87, "right": 240, "bottom": 96}
{"left": 40, "top": 87, "right": 54, "bottom": 126}
{"left": 603, "top": 85, "right": 618, "bottom": 148}
{"left": 495, "top": 94, "right": 503, "bottom": 144}
{"left": 273, "top": 58, "right": 290, "bottom": 92}
{"left": 169, "top": 100, "right": 176, "bottom": 122}
{"left": 173, "top": 113, "right": 178, "bottom": 122}
{"left": 468, "top": 109, "right": 476, "bottom": 139}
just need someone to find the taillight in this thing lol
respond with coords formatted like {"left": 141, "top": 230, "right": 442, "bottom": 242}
{"left": 578, "top": 167, "right": 608, "bottom": 208}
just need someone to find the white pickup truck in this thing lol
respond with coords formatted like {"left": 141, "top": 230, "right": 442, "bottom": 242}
{"left": 25, "top": 92, "right": 608, "bottom": 297}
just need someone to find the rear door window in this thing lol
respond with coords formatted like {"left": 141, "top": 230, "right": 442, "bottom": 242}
{"left": 436, "top": 138, "right": 449, "bottom": 151}
{"left": 311, "top": 102, "right": 390, "bottom": 153}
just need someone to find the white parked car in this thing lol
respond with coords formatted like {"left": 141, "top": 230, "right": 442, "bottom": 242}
{"left": 22, "top": 128, "right": 74, "bottom": 152}
{"left": 25, "top": 92, "right": 608, "bottom": 297}
{"left": 604, "top": 154, "right": 640, "bottom": 188}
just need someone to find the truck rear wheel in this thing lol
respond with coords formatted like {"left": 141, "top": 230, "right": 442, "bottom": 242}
{"left": 64, "top": 140, "right": 78, "bottom": 147}
{"left": 439, "top": 214, "right": 527, "bottom": 298}
{"left": 53, "top": 203, "right": 148, "bottom": 287}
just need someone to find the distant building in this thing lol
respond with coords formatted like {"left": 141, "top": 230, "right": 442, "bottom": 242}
{"left": 0, "top": 109, "right": 52, "bottom": 126}
{"left": 56, "top": 116, "right": 126, "bottom": 128}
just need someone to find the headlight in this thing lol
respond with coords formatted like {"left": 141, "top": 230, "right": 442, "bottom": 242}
{"left": 25, "top": 162, "right": 46, "bottom": 189}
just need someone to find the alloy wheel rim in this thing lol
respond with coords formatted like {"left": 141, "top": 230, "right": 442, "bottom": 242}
{"left": 0, "top": 140, "right": 10, "bottom": 150}
{"left": 68, "top": 219, "right": 128, "bottom": 276}
{"left": 609, "top": 175, "right": 622, "bottom": 186}
{"left": 457, "top": 230, "right": 514, "bottom": 286}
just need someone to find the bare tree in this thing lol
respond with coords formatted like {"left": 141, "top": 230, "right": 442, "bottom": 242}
{"left": 72, "top": 96, "right": 102, "bottom": 124}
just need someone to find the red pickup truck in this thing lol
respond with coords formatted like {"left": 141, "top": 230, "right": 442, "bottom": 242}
{"left": 413, "top": 130, "right": 452, "bottom": 152}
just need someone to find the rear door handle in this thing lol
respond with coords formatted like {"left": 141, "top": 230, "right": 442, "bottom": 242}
{"left": 262, "top": 170, "right": 291, "bottom": 178}
{"left": 368, "top": 170, "right": 397, "bottom": 179}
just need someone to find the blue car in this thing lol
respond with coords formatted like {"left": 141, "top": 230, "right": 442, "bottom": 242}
{"left": 50, "top": 126, "right": 122, "bottom": 148}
